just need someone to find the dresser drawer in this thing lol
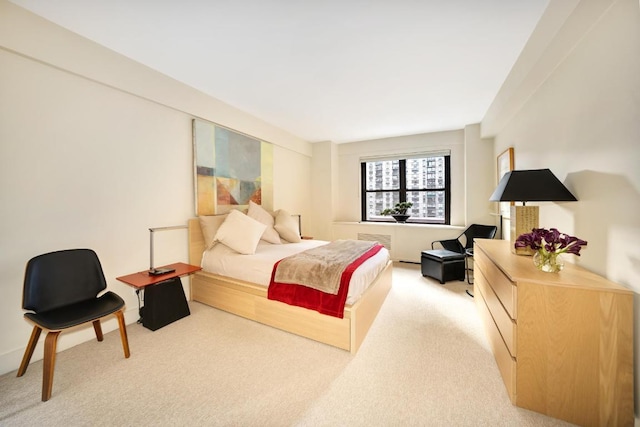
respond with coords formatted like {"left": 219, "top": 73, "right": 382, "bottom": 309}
{"left": 475, "top": 266, "right": 517, "bottom": 357}
{"left": 476, "top": 285, "right": 517, "bottom": 403}
{"left": 473, "top": 239, "right": 634, "bottom": 425}
{"left": 475, "top": 249, "right": 517, "bottom": 319}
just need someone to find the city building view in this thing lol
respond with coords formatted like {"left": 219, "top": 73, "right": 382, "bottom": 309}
{"left": 364, "top": 156, "right": 447, "bottom": 222}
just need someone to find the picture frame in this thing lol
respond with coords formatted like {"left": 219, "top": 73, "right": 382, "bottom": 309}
{"left": 192, "top": 118, "right": 273, "bottom": 216}
{"left": 497, "top": 147, "right": 514, "bottom": 218}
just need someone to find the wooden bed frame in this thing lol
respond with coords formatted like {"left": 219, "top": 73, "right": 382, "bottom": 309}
{"left": 187, "top": 218, "right": 392, "bottom": 353}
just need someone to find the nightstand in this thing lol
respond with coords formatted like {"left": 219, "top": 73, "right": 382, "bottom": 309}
{"left": 116, "top": 263, "right": 201, "bottom": 331}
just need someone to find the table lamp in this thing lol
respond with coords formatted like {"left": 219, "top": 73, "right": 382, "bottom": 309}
{"left": 489, "top": 169, "right": 577, "bottom": 254}
{"left": 149, "top": 225, "right": 187, "bottom": 275}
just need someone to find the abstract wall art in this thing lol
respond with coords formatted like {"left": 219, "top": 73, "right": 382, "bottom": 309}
{"left": 193, "top": 119, "right": 273, "bottom": 215}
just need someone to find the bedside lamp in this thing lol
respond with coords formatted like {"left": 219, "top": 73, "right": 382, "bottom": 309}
{"left": 489, "top": 169, "right": 577, "bottom": 254}
{"left": 149, "top": 225, "right": 187, "bottom": 275}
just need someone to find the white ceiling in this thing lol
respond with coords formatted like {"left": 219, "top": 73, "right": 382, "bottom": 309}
{"left": 10, "top": 0, "right": 549, "bottom": 143}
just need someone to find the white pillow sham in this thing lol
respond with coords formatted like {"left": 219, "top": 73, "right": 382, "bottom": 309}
{"left": 273, "top": 209, "right": 301, "bottom": 243}
{"left": 247, "top": 201, "right": 281, "bottom": 244}
{"left": 199, "top": 214, "right": 228, "bottom": 250}
{"left": 214, "top": 209, "right": 266, "bottom": 254}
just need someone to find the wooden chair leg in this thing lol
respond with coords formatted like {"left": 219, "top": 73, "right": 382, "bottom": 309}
{"left": 92, "top": 320, "right": 104, "bottom": 342}
{"left": 17, "top": 326, "right": 42, "bottom": 377}
{"left": 115, "top": 310, "right": 130, "bottom": 358}
{"left": 42, "top": 331, "right": 61, "bottom": 401}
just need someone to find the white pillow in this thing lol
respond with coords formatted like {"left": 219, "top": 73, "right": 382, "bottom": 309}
{"left": 199, "top": 214, "right": 228, "bottom": 250}
{"left": 247, "top": 201, "right": 281, "bottom": 244}
{"left": 214, "top": 209, "right": 267, "bottom": 254}
{"left": 274, "top": 209, "right": 302, "bottom": 243}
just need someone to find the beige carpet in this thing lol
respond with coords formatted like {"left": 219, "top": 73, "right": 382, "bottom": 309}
{"left": 0, "top": 263, "right": 573, "bottom": 426}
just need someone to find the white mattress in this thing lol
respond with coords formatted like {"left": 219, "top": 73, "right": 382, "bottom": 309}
{"left": 201, "top": 240, "right": 390, "bottom": 305}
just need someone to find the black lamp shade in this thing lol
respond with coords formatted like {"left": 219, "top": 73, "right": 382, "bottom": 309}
{"left": 489, "top": 169, "right": 577, "bottom": 203}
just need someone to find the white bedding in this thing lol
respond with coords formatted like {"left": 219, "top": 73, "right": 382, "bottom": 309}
{"left": 201, "top": 240, "right": 390, "bottom": 305}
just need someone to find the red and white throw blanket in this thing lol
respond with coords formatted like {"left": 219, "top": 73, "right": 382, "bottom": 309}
{"left": 268, "top": 240, "right": 384, "bottom": 318}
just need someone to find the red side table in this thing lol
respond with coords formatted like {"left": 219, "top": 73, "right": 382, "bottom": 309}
{"left": 117, "top": 263, "right": 202, "bottom": 330}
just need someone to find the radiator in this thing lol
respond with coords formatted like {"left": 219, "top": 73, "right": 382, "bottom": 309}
{"left": 357, "top": 233, "right": 391, "bottom": 250}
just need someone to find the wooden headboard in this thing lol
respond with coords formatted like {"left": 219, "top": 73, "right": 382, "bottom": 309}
{"left": 187, "top": 218, "right": 205, "bottom": 266}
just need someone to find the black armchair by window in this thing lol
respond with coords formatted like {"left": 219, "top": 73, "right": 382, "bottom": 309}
{"left": 421, "top": 224, "right": 497, "bottom": 285}
{"left": 17, "top": 249, "right": 130, "bottom": 401}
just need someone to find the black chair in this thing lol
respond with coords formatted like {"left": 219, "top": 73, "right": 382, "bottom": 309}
{"left": 421, "top": 224, "right": 497, "bottom": 284}
{"left": 17, "top": 249, "right": 130, "bottom": 401}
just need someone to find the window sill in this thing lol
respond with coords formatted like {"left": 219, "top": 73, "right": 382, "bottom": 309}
{"left": 332, "top": 221, "right": 463, "bottom": 230}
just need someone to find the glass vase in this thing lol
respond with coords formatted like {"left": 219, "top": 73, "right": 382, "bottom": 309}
{"left": 533, "top": 251, "right": 564, "bottom": 273}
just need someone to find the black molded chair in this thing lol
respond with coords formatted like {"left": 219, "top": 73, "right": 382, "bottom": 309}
{"left": 421, "top": 224, "right": 497, "bottom": 284}
{"left": 17, "top": 249, "right": 130, "bottom": 401}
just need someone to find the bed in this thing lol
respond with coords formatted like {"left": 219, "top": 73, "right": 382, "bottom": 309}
{"left": 187, "top": 217, "right": 393, "bottom": 353}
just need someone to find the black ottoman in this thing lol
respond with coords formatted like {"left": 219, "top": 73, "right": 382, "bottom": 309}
{"left": 421, "top": 249, "right": 465, "bottom": 284}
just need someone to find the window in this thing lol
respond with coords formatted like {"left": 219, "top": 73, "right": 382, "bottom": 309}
{"left": 360, "top": 154, "right": 451, "bottom": 224}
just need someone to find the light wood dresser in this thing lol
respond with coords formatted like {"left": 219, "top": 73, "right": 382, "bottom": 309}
{"left": 474, "top": 239, "right": 634, "bottom": 426}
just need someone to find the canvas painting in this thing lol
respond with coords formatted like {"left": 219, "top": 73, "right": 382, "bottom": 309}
{"left": 193, "top": 119, "right": 273, "bottom": 215}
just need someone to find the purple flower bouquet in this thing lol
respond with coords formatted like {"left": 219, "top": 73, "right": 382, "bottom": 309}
{"left": 515, "top": 228, "right": 587, "bottom": 272}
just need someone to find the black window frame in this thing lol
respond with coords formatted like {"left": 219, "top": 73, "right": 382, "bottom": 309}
{"left": 360, "top": 155, "right": 451, "bottom": 225}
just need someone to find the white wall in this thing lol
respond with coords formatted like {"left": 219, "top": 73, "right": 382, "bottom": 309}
{"left": 310, "top": 141, "right": 338, "bottom": 240}
{"left": 329, "top": 126, "right": 495, "bottom": 262}
{"left": 483, "top": 0, "right": 640, "bottom": 420}
{"left": 0, "top": 1, "right": 312, "bottom": 375}
{"left": 463, "top": 124, "right": 496, "bottom": 226}
{"left": 273, "top": 146, "right": 312, "bottom": 234}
